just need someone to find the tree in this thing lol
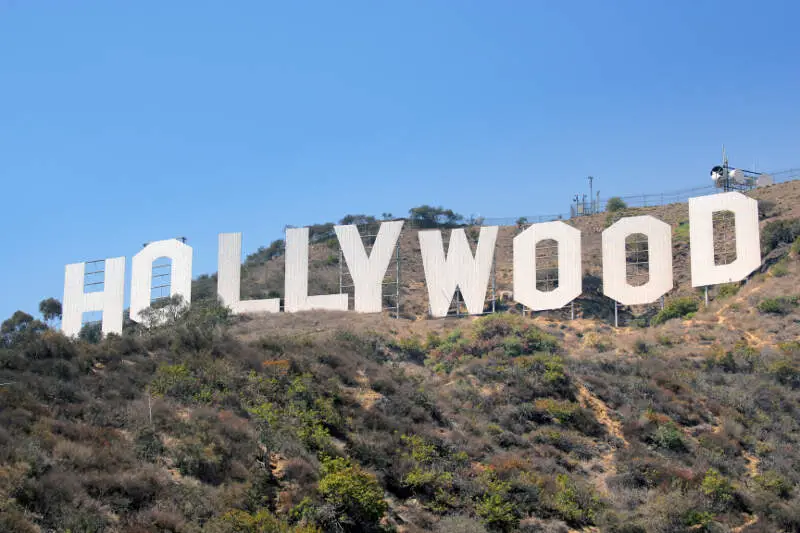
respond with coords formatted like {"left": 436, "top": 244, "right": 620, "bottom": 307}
{"left": 606, "top": 197, "right": 628, "bottom": 212}
{"left": 138, "top": 294, "right": 189, "bottom": 329}
{"left": 338, "top": 214, "right": 377, "bottom": 226}
{"left": 408, "top": 205, "right": 463, "bottom": 228}
{"left": 38, "top": 298, "right": 62, "bottom": 324}
{"left": 381, "top": 212, "right": 393, "bottom": 220}
{"left": 2, "top": 310, "right": 46, "bottom": 345}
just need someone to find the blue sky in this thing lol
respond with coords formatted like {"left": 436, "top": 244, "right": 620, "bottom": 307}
{"left": 1, "top": 0, "right": 799, "bottom": 321}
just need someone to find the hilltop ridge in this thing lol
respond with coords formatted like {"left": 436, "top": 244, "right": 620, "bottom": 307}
{"left": 198, "top": 180, "right": 800, "bottom": 323}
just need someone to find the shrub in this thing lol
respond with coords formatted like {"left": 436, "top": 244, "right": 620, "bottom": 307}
{"left": 476, "top": 474, "right": 518, "bottom": 531}
{"left": 633, "top": 339, "right": 650, "bottom": 355}
{"left": 151, "top": 363, "right": 197, "bottom": 400}
{"left": 682, "top": 510, "right": 714, "bottom": 529}
{"left": 78, "top": 322, "right": 102, "bottom": 344}
{"left": 583, "top": 332, "right": 612, "bottom": 352}
{"left": 549, "top": 474, "right": 601, "bottom": 526}
{"left": 206, "top": 509, "right": 319, "bottom": 533}
{"left": 174, "top": 437, "right": 229, "bottom": 485}
{"left": 318, "top": 456, "right": 387, "bottom": 527}
{"left": 436, "top": 515, "right": 488, "bottom": 533}
{"left": 656, "top": 334, "right": 673, "bottom": 346}
{"left": 245, "top": 239, "right": 286, "bottom": 265}
{"left": 651, "top": 422, "right": 686, "bottom": 452}
{"left": 400, "top": 434, "right": 455, "bottom": 500}
{"left": 755, "top": 470, "right": 792, "bottom": 498}
{"left": 768, "top": 358, "right": 800, "bottom": 388}
{"left": 392, "top": 336, "right": 426, "bottom": 362}
{"left": 716, "top": 283, "right": 739, "bottom": 299}
{"left": 700, "top": 468, "right": 734, "bottom": 508}
{"left": 778, "top": 341, "right": 800, "bottom": 355}
{"left": 771, "top": 259, "right": 789, "bottom": 277}
{"left": 426, "top": 314, "right": 559, "bottom": 372}
{"left": 674, "top": 220, "right": 690, "bottom": 242}
{"left": 651, "top": 298, "right": 699, "bottom": 325}
{"left": 762, "top": 218, "right": 800, "bottom": 254}
{"left": 757, "top": 296, "right": 798, "bottom": 315}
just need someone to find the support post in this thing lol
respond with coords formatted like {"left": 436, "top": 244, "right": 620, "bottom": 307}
{"left": 491, "top": 255, "right": 496, "bottom": 314}
{"left": 395, "top": 240, "right": 400, "bottom": 319}
{"left": 704, "top": 286, "right": 709, "bottom": 307}
{"left": 571, "top": 301, "right": 575, "bottom": 320}
{"left": 339, "top": 248, "right": 344, "bottom": 296}
{"left": 614, "top": 301, "right": 619, "bottom": 328}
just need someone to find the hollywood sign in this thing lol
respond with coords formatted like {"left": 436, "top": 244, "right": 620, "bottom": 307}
{"left": 61, "top": 192, "right": 761, "bottom": 336}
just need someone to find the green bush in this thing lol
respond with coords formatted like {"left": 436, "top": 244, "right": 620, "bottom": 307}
{"left": 400, "top": 434, "right": 457, "bottom": 505}
{"left": 771, "top": 259, "right": 789, "bottom": 277}
{"left": 716, "top": 283, "right": 740, "bottom": 299}
{"left": 151, "top": 363, "right": 197, "bottom": 400}
{"left": 674, "top": 220, "right": 690, "bottom": 242}
{"left": 682, "top": 510, "right": 714, "bottom": 529}
{"left": 651, "top": 297, "right": 699, "bottom": 325}
{"left": 651, "top": 422, "right": 686, "bottom": 451}
{"left": 700, "top": 468, "right": 734, "bottom": 508}
{"left": 768, "top": 358, "right": 800, "bottom": 388}
{"left": 755, "top": 470, "right": 792, "bottom": 498}
{"left": 476, "top": 474, "right": 518, "bottom": 531}
{"left": 757, "top": 296, "right": 798, "bottom": 315}
{"left": 549, "top": 474, "right": 601, "bottom": 526}
{"left": 206, "top": 509, "right": 320, "bottom": 533}
{"left": 318, "top": 456, "right": 387, "bottom": 527}
{"left": 426, "top": 314, "right": 559, "bottom": 372}
{"left": 761, "top": 218, "right": 800, "bottom": 254}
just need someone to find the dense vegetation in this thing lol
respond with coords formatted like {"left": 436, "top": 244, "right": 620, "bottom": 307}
{"left": 3, "top": 199, "right": 800, "bottom": 532}
{"left": 2, "top": 272, "right": 800, "bottom": 532}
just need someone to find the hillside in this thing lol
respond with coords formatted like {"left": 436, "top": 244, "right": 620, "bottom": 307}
{"left": 220, "top": 180, "right": 800, "bottom": 323}
{"left": 2, "top": 183, "right": 800, "bottom": 533}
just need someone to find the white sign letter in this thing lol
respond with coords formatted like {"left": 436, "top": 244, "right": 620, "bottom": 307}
{"left": 284, "top": 227, "right": 348, "bottom": 313}
{"left": 62, "top": 257, "right": 125, "bottom": 337}
{"left": 419, "top": 226, "right": 498, "bottom": 318}
{"left": 218, "top": 233, "right": 280, "bottom": 314}
{"left": 130, "top": 239, "right": 193, "bottom": 323}
{"left": 335, "top": 221, "right": 404, "bottom": 313}
{"left": 513, "top": 221, "right": 582, "bottom": 311}
{"left": 602, "top": 215, "right": 673, "bottom": 305}
{"left": 689, "top": 192, "right": 760, "bottom": 287}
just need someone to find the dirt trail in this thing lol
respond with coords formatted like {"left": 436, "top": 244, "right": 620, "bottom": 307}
{"left": 688, "top": 283, "right": 771, "bottom": 346}
{"left": 731, "top": 515, "right": 759, "bottom": 533}
{"left": 577, "top": 383, "right": 628, "bottom": 497}
{"left": 577, "top": 384, "right": 627, "bottom": 446}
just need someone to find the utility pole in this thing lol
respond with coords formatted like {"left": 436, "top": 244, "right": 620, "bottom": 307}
{"left": 588, "top": 176, "right": 594, "bottom": 214}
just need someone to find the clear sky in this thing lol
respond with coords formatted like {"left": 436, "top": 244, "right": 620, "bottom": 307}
{"left": 1, "top": 1, "right": 799, "bottom": 321}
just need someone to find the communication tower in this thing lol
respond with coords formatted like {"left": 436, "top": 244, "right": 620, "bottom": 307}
{"left": 711, "top": 147, "right": 773, "bottom": 192}
{"left": 571, "top": 176, "right": 601, "bottom": 217}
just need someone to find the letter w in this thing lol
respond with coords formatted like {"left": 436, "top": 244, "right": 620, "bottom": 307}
{"left": 418, "top": 226, "right": 498, "bottom": 318}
